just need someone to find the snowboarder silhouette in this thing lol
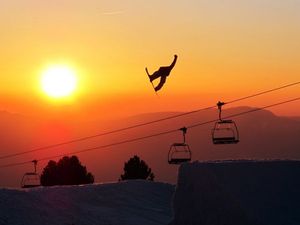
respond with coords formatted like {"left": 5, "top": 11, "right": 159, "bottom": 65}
{"left": 145, "top": 55, "right": 178, "bottom": 92}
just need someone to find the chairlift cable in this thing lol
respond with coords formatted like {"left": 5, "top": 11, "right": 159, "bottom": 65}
{"left": 226, "top": 81, "right": 300, "bottom": 104}
{"left": 0, "top": 81, "right": 298, "bottom": 161}
{"left": 188, "top": 97, "right": 300, "bottom": 129}
{"left": 0, "top": 96, "right": 299, "bottom": 169}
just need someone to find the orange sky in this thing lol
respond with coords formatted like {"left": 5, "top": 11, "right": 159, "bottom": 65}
{"left": 0, "top": 0, "right": 299, "bottom": 119}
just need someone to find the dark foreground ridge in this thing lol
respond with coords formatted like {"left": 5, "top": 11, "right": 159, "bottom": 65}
{"left": 0, "top": 180, "right": 174, "bottom": 225}
{"left": 171, "top": 160, "right": 300, "bottom": 225}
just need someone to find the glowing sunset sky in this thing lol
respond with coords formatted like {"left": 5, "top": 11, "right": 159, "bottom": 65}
{"left": 0, "top": 0, "right": 299, "bottom": 118}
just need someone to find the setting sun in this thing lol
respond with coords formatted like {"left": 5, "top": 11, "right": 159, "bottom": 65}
{"left": 41, "top": 66, "right": 77, "bottom": 98}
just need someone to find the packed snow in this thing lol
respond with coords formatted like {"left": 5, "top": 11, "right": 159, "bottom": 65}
{"left": 2, "top": 160, "right": 300, "bottom": 225}
{"left": 0, "top": 180, "right": 174, "bottom": 225}
{"left": 170, "top": 160, "right": 300, "bottom": 225}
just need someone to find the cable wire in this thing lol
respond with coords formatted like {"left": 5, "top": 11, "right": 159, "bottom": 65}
{"left": 1, "top": 96, "right": 299, "bottom": 169}
{"left": 1, "top": 81, "right": 299, "bottom": 160}
{"left": 0, "top": 106, "right": 215, "bottom": 161}
{"left": 0, "top": 81, "right": 299, "bottom": 161}
{"left": 226, "top": 81, "right": 300, "bottom": 104}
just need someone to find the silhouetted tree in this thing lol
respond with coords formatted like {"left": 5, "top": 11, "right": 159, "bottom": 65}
{"left": 41, "top": 155, "right": 94, "bottom": 186}
{"left": 120, "top": 155, "right": 154, "bottom": 181}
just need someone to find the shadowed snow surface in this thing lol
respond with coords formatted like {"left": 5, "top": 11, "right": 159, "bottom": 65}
{"left": 170, "top": 160, "right": 300, "bottom": 225}
{"left": 0, "top": 180, "right": 174, "bottom": 225}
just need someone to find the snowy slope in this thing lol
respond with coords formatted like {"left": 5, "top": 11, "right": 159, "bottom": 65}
{"left": 170, "top": 160, "right": 300, "bottom": 225}
{"left": 0, "top": 180, "right": 174, "bottom": 225}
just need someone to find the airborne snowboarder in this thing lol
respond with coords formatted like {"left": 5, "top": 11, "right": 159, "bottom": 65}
{"left": 145, "top": 54, "right": 178, "bottom": 92}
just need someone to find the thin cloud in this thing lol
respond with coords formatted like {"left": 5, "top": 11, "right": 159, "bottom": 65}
{"left": 102, "top": 10, "right": 125, "bottom": 16}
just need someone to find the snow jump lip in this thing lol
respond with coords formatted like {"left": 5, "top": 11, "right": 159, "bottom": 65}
{"left": 171, "top": 160, "right": 300, "bottom": 225}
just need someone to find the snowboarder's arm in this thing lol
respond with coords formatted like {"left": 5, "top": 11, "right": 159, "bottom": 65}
{"left": 169, "top": 55, "right": 178, "bottom": 69}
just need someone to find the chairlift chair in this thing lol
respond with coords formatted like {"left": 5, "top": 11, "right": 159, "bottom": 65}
{"left": 168, "top": 127, "right": 192, "bottom": 164}
{"left": 212, "top": 119, "right": 239, "bottom": 144}
{"left": 21, "top": 160, "right": 41, "bottom": 188}
{"left": 212, "top": 101, "right": 239, "bottom": 145}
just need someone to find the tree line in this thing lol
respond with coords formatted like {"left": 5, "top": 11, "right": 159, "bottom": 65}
{"left": 40, "top": 155, "right": 154, "bottom": 186}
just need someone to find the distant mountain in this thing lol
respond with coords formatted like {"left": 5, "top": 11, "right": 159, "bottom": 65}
{"left": 0, "top": 107, "right": 299, "bottom": 187}
{"left": 289, "top": 116, "right": 300, "bottom": 122}
{"left": 103, "top": 107, "right": 300, "bottom": 183}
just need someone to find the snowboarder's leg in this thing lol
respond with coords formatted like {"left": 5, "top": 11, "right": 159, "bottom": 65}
{"left": 149, "top": 71, "right": 162, "bottom": 82}
{"left": 154, "top": 76, "right": 167, "bottom": 92}
{"left": 146, "top": 67, "right": 165, "bottom": 82}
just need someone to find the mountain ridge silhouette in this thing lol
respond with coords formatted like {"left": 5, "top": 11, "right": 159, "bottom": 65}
{"left": 0, "top": 106, "right": 299, "bottom": 186}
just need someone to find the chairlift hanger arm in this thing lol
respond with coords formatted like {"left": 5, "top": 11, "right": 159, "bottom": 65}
{"left": 32, "top": 159, "right": 38, "bottom": 173}
{"left": 179, "top": 127, "right": 187, "bottom": 143}
{"left": 217, "top": 101, "right": 226, "bottom": 121}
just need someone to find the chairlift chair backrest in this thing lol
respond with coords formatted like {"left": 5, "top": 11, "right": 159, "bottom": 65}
{"left": 168, "top": 143, "right": 192, "bottom": 164}
{"left": 21, "top": 172, "right": 41, "bottom": 188}
{"left": 212, "top": 101, "right": 240, "bottom": 145}
{"left": 21, "top": 159, "right": 41, "bottom": 188}
{"left": 212, "top": 119, "right": 239, "bottom": 144}
{"left": 168, "top": 127, "right": 192, "bottom": 164}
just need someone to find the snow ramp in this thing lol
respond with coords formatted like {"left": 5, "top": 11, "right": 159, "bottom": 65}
{"left": 170, "top": 160, "right": 300, "bottom": 225}
{"left": 0, "top": 180, "right": 174, "bottom": 225}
